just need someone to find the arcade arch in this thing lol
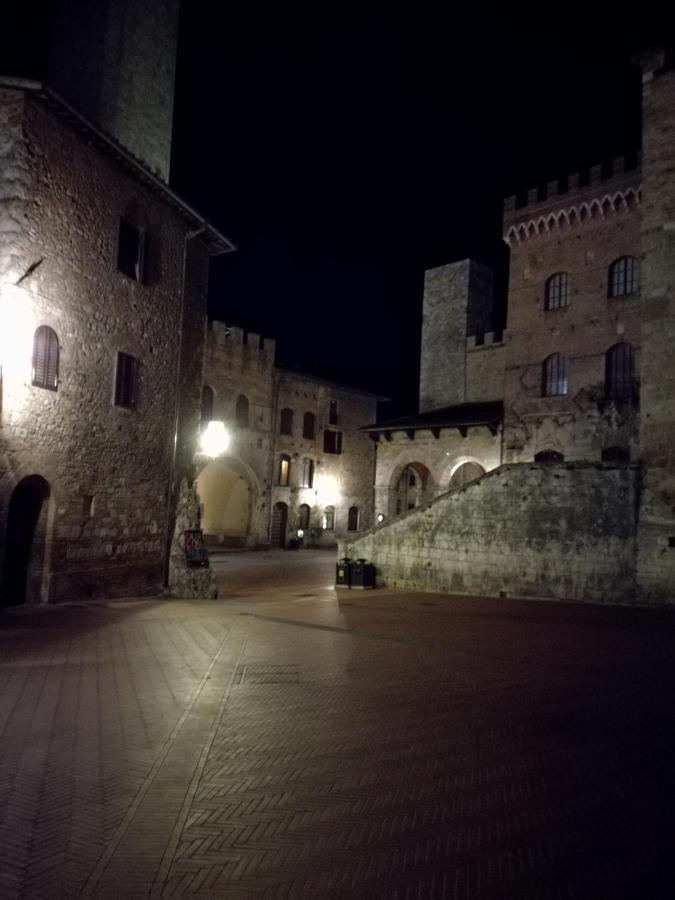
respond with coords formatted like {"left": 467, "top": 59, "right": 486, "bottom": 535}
{"left": 1, "top": 474, "right": 52, "bottom": 607}
{"left": 196, "top": 456, "right": 260, "bottom": 547}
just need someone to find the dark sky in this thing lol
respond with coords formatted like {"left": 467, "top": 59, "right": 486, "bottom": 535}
{"left": 171, "top": 2, "right": 664, "bottom": 415}
{"left": 4, "top": 1, "right": 666, "bottom": 416}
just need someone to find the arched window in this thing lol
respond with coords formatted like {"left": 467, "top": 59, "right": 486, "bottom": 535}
{"left": 32, "top": 326, "right": 59, "bottom": 391}
{"left": 605, "top": 342, "right": 635, "bottom": 401}
{"left": 608, "top": 256, "right": 640, "bottom": 298}
{"left": 542, "top": 353, "right": 569, "bottom": 396}
{"left": 298, "top": 503, "right": 310, "bottom": 530}
{"left": 322, "top": 506, "right": 335, "bottom": 530}
{"left": 303, "top": 411, "right": 316, "bottom": 440}
{"left": 328, "top": 398, "right": 338, "bottom": 425}
{"left": 347, "top": 506, "right": 359, "bottom": 531}
{"left": 200, "top": 385, "right": 214, "bottom": 429}
{"left": 300, "top": 457, "right": 314, "bottom": 488}
{"left": 534, "top": 450, "right": 565, "bottom": 464}
{"left": 449, "top": 461, "right": 485, "bottom": 490}
{"left": 235, "top": 394, "right": 249, "bottom": 428}
{"left": 277, "top": 454, "right": 291, "bottom": 486}
{"left": 545, "top": 272, "right": 569, "bottom": 310}
{"left": 279, "top": 407, "right": 293, "bottom": 435}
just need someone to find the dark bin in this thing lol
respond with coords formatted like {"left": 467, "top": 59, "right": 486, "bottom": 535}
{"left": 351, "top": 558, "right": 375, "bottom": 590}
{"left": 335, "top": 558, "right": 352, "bottom": 588}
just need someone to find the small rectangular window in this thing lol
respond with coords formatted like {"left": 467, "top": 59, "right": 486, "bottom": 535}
{"left": 117, "top": 218, "right": 145, "bottom": 282}
{"left": 114, "top": 352, "right": 138, "bottom": 408}
{"left": 323, "top": 429, "right": 342, "bottom": 454}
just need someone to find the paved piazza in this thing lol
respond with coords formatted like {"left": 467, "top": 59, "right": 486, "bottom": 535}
{"left": 1, "top": 550, "right": 674, "bottom": 898}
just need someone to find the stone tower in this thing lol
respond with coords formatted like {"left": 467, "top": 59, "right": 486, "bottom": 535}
{"left": 418, "top": 259, "right": 494, "bottom": 412}
{"left": 635, "top": 48, "right": 675, "bottom": 603}
{"left": 47, "top": 0, "right": 181, "bottom": 181}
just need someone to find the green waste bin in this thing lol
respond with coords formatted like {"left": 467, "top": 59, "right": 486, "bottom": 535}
{"left": 336, "top": 558, "right": 352, "bottom": 588}
{"left": 351, "top": 558, "right": 375, "bottom": 590}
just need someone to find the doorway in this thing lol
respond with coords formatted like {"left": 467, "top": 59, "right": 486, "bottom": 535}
{"left": 1, "top": 475, "right": 51, "bottom": 607}
{"left": 270, "top": 502, "right": 288, "bottom": 547}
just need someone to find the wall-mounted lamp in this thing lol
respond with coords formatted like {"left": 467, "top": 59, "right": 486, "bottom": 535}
{"left": 199, "top": 420, "right": 230, "bottom": 458}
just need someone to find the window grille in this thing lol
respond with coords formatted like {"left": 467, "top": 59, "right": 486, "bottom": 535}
{"left": 542, "top": 353, "right": 569, "bottom": 396}
{"left": 605, "top": 343, "right": 635, "bottom": 401}
{"left": 545, "top": 272, "right": 569, "bottom": 310}
{"left": 32, "top": 326, "right": 59, "bottom": 391}
{"left": 608, "top": 257, "right": 639, "bottom": 297}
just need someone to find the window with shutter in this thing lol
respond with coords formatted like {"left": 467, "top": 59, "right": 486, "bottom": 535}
{"left": 32, "top": 326, "right": 59, "bottom": 391}
{"left": 117, "top": 218, "right": 145, "bottom": 282}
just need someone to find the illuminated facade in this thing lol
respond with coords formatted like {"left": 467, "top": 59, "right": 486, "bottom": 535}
{"left": 197, "top": 322, "right": 381, "bottom": 549}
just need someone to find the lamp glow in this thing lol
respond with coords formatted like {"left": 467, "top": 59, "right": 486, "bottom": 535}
{"left": 199, "top": 420, "right": 230, "bottom": 457}
{"left": 0, "top": 283, "right": 35, "bottom": 385}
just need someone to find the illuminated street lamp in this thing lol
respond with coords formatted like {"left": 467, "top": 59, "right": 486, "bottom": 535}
{"left": 199, "top": 420, "right": 230, "bottom": 458}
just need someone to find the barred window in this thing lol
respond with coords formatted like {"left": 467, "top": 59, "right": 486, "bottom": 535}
{"left": 322, "top": 505, "right": 335, "bottom": 530}
{"left": 117, "top": 218, "right": 145, "bottom": 282}
{"left": 347, "top": 506, "right": 359, "bottom": 531}
{"left": 542, "top": 353, "right": 569, "bottom": 397}
{"left": 605, "top": 342, "right": 635, "bottom": 401}
{"left": 32, "top": 326, "right": 59, "bottom": 391}
{"left": 303, "top": 411, "right": 316, "bottom": 440}
{"left": 545, "top": 272, "right": 569, "bottom": 310}
{"left": 608, "top": 257, "right": 639, "bottom": 298}
{"left": 300, "top": 457, "right": 314, "bottom": 488}
{"left": 328, "top": 398, "right": 338, "bottom": 425}
{"left": 114, "top": 351, "right": 138, "bottom": 408}
{"left": 236, "top": 394, "right": 249, "bottom": 428}
{"left": 280, "top": 407, "right": 294, "bottom": 435}
{"left": 277, "top": 454, "right": 291, "bottom": 486}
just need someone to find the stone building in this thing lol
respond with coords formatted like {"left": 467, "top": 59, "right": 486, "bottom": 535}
{"left": 197, "top": 322, "right": 382, "bottom": 549}
{"left": 345, "top": 49, "right": 675, "bottom": 606}
{"left": 0, "top": 0, "right": 233, "bottom": 606}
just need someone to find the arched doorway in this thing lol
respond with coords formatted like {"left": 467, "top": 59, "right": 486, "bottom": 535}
{"left": 394, "top": 464, "right": 429, "bottom": 515}
{"left": 449, "top": 461, "right": 485, "bottom": 490}
{"left": 270, "top": 502, "right": 288, "bottom": 547}
{"left": 1, "top": 475, "right": 51, "bottom": 607}
{"left": 196, "top": 458, "right": 253, "bottom": 547}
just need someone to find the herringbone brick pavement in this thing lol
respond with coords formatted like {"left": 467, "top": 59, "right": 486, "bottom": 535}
{"left": 1, "top": 550, "right": 674, "bottom": 898}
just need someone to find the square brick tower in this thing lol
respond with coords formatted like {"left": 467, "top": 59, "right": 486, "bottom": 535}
{"left": 635, "top": 48, "right": 675, "bottom": 603}
{"left": 47, "top": 0, "right": 180, "bottom": 181}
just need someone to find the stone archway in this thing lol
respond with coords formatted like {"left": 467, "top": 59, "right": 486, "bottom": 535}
{"left": 1, "top": 475, "right": 51, "bottom": 607}
{"left": 390, "top": 462, "right": 432, "bottom": 517}
{"left": 196, "top": 457, "right": 256, "bottom": 548}
{"left": 270, "top": 502, "right": 288, "bottom": 548}
{"left": 449, "top": 460, "right": 486, "bottom": 490}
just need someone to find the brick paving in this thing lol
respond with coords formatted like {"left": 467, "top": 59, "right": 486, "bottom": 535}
{"left": 1, "top": 550, "right": 674, "bottom": 898}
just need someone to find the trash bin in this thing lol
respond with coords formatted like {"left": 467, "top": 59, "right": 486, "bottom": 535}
{"left": 351, "top": 558, "right": 375, "bottom": 590}
{"left": 335, "top": 557, "right": 352, "bottom": 589}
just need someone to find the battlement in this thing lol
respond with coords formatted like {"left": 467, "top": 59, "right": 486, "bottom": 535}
{"left": 503, "top": 154, "right": 641, "bottom": 244}
{"left": 206, "top": 319, "right": 276, "bottom": 360}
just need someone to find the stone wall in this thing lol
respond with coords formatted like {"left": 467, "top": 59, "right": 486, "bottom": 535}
{"left": 342, "top": 463, "right": 639, "bottom": 604}
{"left": 635, "top": 51, "right": 675, "bottom": 604}
{"left": 0, "top": 89, "right": 209, "bottom": 602}
{"left": 503, "top": 161, "right": 642, "bottom": 463}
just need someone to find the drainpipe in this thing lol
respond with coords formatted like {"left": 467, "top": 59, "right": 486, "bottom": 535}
{"left": 163, "top": 225, "right": 206, "bottom": 587}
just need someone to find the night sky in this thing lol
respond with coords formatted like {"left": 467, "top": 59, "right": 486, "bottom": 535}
{"left": 5, "top": 2, "right": 666, "bottom": 415}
